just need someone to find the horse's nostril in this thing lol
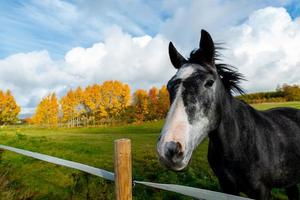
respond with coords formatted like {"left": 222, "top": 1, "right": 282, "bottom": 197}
{"left": 175, "top": 142, "right": 182, "bottom": 152}
{"left": 165, "top": 141, "right": 184, "bottom": 163}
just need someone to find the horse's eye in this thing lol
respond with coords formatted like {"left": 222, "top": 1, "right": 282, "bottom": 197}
{"left": 204, "top": 80, "right": 214, "bottom": 88}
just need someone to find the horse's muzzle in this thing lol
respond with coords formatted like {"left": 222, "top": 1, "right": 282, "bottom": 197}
{"left": 158, "top": 141, "right": 187, "bottom": 171}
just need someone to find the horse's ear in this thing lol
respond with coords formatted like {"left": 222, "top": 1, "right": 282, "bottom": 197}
{"left": 199, "top": 30, "right": 215, "bottom": 63}
{"left": 169, "top": 42, "right": 186, "bottom": 69}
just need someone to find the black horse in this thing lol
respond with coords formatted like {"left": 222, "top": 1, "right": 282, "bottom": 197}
{"left": 157, "top": 30, "right": 300, "bottom": 200}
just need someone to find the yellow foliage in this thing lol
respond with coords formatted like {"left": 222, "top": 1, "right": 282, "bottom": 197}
{"left": 0, "top": 90, "right": 20, "bottom": 124}
{"left": 148, "top": 87, "right": 159, "bottom": 120}
{"left": 32, "top": 93, "right": 59, "bottom": 127}
{"left": 157, "top": 85, "right": 170, "bottom": 119}
{"left": 29, "top": 80, "right": 169, "bottom": 126}
{"left": 61, "top": 90, "right": 77, "bottom": 123}
{"left": 58, "top": 81, "right": 131, "bottom": 126}
{"left": 100, "top": 80, "right": 131, "bottom": 118}
{"left": 133, "top": 89, "right": 149, "bottom": 121}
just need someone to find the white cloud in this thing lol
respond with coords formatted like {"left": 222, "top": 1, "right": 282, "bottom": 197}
{"left": 0, "top": 27, "right": 174, "bottom": 116}
{"left": 64, "top": 27, "right": 173, "bottom": 89}
{"left": 220, "top": 7, "right": 300, "bottom": 92}
{"left": 161, "top": 0, "right": 289, "bottom": 55}
{"left": 0, "top": 51, "right": 76, "bottom": 115}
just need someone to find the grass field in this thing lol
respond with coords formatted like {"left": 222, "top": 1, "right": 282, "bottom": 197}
{"left": 250, "top": 101, "right": 300, "bottom": 110}
{"left": 0, "top": 101, "right": 299, "bottom": 199}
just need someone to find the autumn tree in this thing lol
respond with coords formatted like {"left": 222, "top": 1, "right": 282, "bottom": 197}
{"left": 32, "top": 93, "right": 59, "bottom": 127}
{"left": 60, "top": 90, "right": 77, "bottom": 127}
{"left": 100, "top": 81, "right": 130, "bottom": 120}
{"left": 57, "top": 81, "right": 131, "bottom": 126}
{"left": 60, "top": 87, "right": 88, "bottom": 127}
{"left": 83, "top": 84, "right": 105, "bottom": 125}
{"left": 49, "top": 93, "right": 59, "bottom": 126}
{"left": 157, "top": 85, "right": 170, "bottom": 119}
{"left": 74, "top": 86, "right": 88, "bottom": 125}
{"left": 133, "top": 89, "right": 149, "bottom": 121}
{"left": 30, "top": 81, "right": 171, "bottom": 126}
{"left": 281, "top": 84, "right": 300, "bottom": 101}
{"left": 147, "top": 87, "right": 159, "bottom": 120}
{"left": 0, "top": 90, "right": 20, "bottom": 125}
{"left": 31, "top": 98, "right": 45, "bottom": 125}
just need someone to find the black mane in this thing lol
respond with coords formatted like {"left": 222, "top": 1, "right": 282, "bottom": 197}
{"left": 188, "top": 46, "right": 245, "bottom": 95}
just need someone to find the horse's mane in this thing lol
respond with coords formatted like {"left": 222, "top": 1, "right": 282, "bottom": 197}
{"left": 188, "top": 45, "right": 245, "bottom": 95}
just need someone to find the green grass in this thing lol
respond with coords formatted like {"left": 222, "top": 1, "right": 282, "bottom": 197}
{"left": 0, "top": 101, "right": 299, "bottom": 199}
{"left": 251, "top": 101, "right": 300, "bottom": 110}
{"left": 0, "top": 121, "right": 216, "bottom": 200}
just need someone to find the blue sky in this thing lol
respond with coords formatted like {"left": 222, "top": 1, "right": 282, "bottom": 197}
{"left": 1, "top": 0, "right": 299, "bottom": 59}
{"left": 286, "top": 0, "right": 300, "bottom": 18}
{"left": 1, "top": 0, "right": 300, "bottom": 117}
{"left": 0, "top": 0, "right": 168, "bottom": 59}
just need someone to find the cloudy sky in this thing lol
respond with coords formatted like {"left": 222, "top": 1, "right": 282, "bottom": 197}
{"left": 1, "top": 0, "right": 300, "bottom": 117}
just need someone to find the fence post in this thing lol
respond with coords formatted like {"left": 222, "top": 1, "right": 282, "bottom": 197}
{"left": 114, "top": 139, "right": 132, "bottom": 200}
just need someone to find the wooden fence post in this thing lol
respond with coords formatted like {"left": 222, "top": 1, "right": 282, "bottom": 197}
{"left": 114, "top": 139, "right": 132, "bottom": 200}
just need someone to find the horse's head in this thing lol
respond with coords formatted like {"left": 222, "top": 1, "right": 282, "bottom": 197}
{"left": 157, "top": 30, "right": 222, "bottom": 171}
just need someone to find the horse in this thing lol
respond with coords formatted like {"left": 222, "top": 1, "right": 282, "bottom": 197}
{"left": 156, "top": 29, "right": 300, "bottom": 200}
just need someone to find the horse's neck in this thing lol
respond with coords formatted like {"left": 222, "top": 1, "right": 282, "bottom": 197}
{"left": 210, "top": 94, "right": 255, "bottom": 153}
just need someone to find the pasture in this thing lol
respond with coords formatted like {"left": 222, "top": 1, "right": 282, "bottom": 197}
{"left": 0, "top": 102, "right": 299, "bottom": 199}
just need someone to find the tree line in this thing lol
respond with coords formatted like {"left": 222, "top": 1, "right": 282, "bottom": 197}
{"left": 29, "top": 82, "right": 300, "bottom": 127}
{"left": 29, "top": 80, "right": 170, "bottom": 127}
{"left": 238, "top": 84, "right": 300, "bottom": 104}
{"left": 2, "top": 82, "right": 300, "bottom": 126}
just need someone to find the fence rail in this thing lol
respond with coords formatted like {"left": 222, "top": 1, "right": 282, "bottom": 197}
{"left": 0, "top": 141, "right": 252, "bottom": 200}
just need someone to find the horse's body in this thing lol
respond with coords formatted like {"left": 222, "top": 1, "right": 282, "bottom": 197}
{"left": 208, "top": 94, "right": 300, "bottom": 199}
{"left": 157, "top": 30, "right": 300, "bottom": 199}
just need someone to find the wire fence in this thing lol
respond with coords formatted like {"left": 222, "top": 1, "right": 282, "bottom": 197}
{"left": 0, "top": 143, "right": 252, "bottom": 200}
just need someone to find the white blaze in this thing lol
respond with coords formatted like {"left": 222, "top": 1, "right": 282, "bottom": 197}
{"left": 158, "top": 66, "right": 195, "bottom": 158}
{"left": 160, "top": 85, "right": 189, "bottom": 152}
{"left": 176, "top": 66, "right": 195, "bottom": 79}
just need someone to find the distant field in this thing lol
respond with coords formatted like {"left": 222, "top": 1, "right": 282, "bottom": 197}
{"left": 251, "top": 101, "right": 300, "bottom": 110}
{"left": 0, "top": 101, "right": 299, "bottom": 199}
